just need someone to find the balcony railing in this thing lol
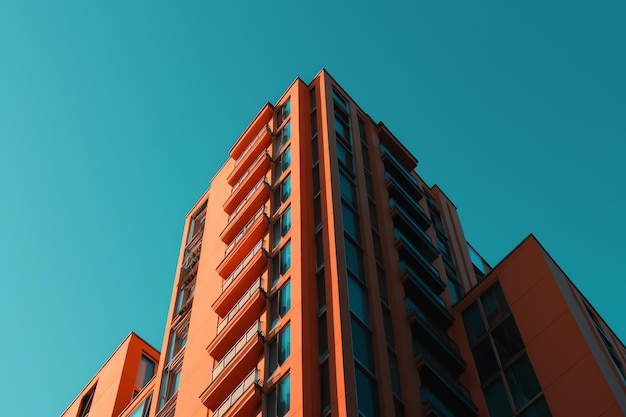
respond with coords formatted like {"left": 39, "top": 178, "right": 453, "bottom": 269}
{"left": 212, "top": 369, "right": 261, "bottom": 417}
{"left": 212, "top": 321, "right": 263, "bottom": 381}
{"left": 235, "top": 126, "right": 268, "bottom": 167}
{"left": 227, "top": 178, "right": 267, "bottom": 223}
{"left": 217, "top": 278, "right": 264, "bottom": 335}
{"left": 395, "top": 229, "right": 443, "bottom": 292}
{"left": 221, "top": 240, "right": 264, "bottom": 292}
{"left": 231, "top": 152, "right": 267, "bottom": 195}
{"left": 400, "top": 261, "right": 447, "bottom": 310}
{"left": 225, "top": 208, "right": 265, "bottom": 256}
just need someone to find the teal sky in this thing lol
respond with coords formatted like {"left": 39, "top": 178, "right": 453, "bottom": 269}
{"left": 1, "top": 1, "right": 624, "bottom": 416}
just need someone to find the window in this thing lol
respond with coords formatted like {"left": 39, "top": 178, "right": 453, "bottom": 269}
{"left": 128, "top": 393, "right": 152, "bottom": 417}
{"left": 339, "top": 168, "right": 358, "bottom": 209}
{"left": 271, "top": 241, "right": 291, "bottom": 288}
{"left": 186, "top": 201, "right": 207, "bottom": 244}
{"left": 388, "top": 353, "right": 402, "bottom": 399}
{"left": 344, "top": 236, "right": 365, "bottom": 283}
{"left": 355, "top": 366, "right": 379, "bottom": 417}
{"left": 77, "top": 385, "right": 96, "bottom": 417}
{"left": 319, "top": 311, "right": 328, "bottom": 358}
{"left": 268, "top": 323, "right": 291, "bottom": 376}
{"left": 270, "top": 281, "right": 291, "bottom": 330}
{"left": 174, "top": 280, "right": 195, "bottom": 315}
{"left": 320, "top": 360, "right": 331, "bottom": 415}
{"left": 315, "top": 231, "right": 324, "bottom": 269}
{"left": 267, "top": 374, "right": 291, "bottom": 417}
{"left": 158, "top": 366, "right": 181, "bottom": 408}
{"left": 317, "top": 269, "right": 326, "bottom": 311}
{"left": 274, "top": 146, "right": 291, "bottom": 182}
{"left": 272, "top": 206, "right": 291, "bottom": 247}
{"left": 166, "top": 322, "right": 188, "bottom": 363}
{"left": 337, "top": 138, "right": 353, "bottom": 171}
{"left": 463, "top": 281, "right": 552, "bottom": 417}
{"left": 342, "top": 202, "right": 361, "bottom": 242}
{"left": 348, "top": 276, "right": 370, "bottom": 325}
{"left": 332, "top": 89, "right": 349, "bottom": 113}
{"left": 273, "top": 174, "right": 291, "bottom": 213}
{"left": 274, "top": 121, "right": 291, "bottom": 155}
{"left": 135, "top": 355, "right": 156, "bottom": 390}
{"left": 351, "top": 318, "right": 375, "bottom": 372}
{"left": 382, "top": 307, "right": 394, "bottom": 348}
{"left": 277, "top": 99, "right": 290, "bottom": 126}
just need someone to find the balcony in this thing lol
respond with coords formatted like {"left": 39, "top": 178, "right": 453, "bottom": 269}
{"left": 406, "top": 299, "right": 466, "bottom": 375}
{"left": 220, "top": 180, "right": 270, "bottom": 243}
{"left": 421, "top": 386, "right": 462, "bottom": 417}
{"left": 217, "top": 213, "right": 269, "bottom": 278}
{"left": 229, "top": 103, "right": 273, "bottom": 162}
{"left": 395, "top": 229, "right": 445, "bottom": 293}
{"left": 400, "top": 261, "right": 454, "bottom": 328}
{"left": 228, "top": 126, "right": 272, "bottom": 186}
{"left": 417, "top": 349, "right": 477, "bottom": 416}
{"left": 202, "top": 369, "right": 262, "bottom": 417}
{"left": 202, "top": 322, "right": 264, "bottom": 410}
{"left": 391, "top": 201, "right": 439, "bottom": 262}
{"left": 224, "top": 152, "right": 271, "bottom": 214}
{"left": 386, "top": 175, "right": 431, "bottom": 231}
{"left": 208, "top": 279, "right": 265, "bottom": 360}
{"left": 381, "top": 144, "right": 424, "bottom": 202}
{"left": 213, "top": 241, "right": 267, "bottom": 314}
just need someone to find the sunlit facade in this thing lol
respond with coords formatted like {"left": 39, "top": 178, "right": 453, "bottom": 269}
{"left": 62, "top": 70, "right": 626, "bottom": 417}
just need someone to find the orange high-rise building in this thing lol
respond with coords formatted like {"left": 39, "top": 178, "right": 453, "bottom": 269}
{"left": 62, "top": 70, "right": 626, "bottom": 417}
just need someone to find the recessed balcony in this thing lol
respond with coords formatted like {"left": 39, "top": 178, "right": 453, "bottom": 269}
{"left": 202, "top": 322, "right": 264, "bottom": 410}
{"left": 220, "top": 180, "right": 270, "bottom": 244}
{"left": 417, "top": 352, "right": 477, "bottom": 416}
{"left": 391, "top": 202, "right": 439, "bottom": 262}
{"left": 406, "top": 299, "right": 466, "bottom": 374}
{"left": 386, "top": 176, "right": 431, "bottom": 231}
{"left": 208, "top": 279, "right": 265, "bottom": 360}
{"left": 228, "top": 103, "right": 273, "bottom": 164}
{"left": 381, "top": 144, "right": 424, "bottom": 202}
{"left": 217, "top": 213, "right": 269, "bottom": 278}
{"left": 395, "top": 229, "right": 445, "bottom": 293}
{"left": 202, "top": 369, "right": 262, "bottom": 417}
{"left": 228, "top": 126, "right": 272, "bottom": 186}
{"left": 224, "top": 152, "right": 271, "bottom": 214}
{"left": 401, "top": 261, "right": 453, "bottom": 328}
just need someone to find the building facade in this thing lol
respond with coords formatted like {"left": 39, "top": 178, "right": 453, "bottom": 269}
{"left": 62, "top": 70, "right": 626, "bottom": 417}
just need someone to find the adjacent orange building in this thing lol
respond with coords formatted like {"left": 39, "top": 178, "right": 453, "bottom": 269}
{"left": 62, "top": 70, "right": 626, "bottom": 417}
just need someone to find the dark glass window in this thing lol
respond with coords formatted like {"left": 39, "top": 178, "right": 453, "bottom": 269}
{"left": 463, "top": 302, "right": 487, "bottom": 343}
{"left": 313, "top": 164, "right": 320, "bottom": 195}
{"left": 492, "top": 316, "right": 525, "bottom": 365}
{"left": 333, "top": 89, "right": 349, "bottom": 113}
{"left": 312, "top": 134, "right": 319, "bottom": 163}
{"left": 136, "top": 355, "right": 156, "bottom": 389}
{"left": 319, "top": 311, "right": 328, "bottom": 358}
{"left": 484, "top": 376, "right": 513, "bottom": 417}
{"left": 344, "top": 236, "right": 365, "bottom": 283}
{"left": 369, "top": 202, "right": 378, "bottom": 231}
{"left": 128, "top": 393, "right": 152, "bottom": 417}
{"left": 268, "top": 323, "right": 291, "bottom": 376}
{"left": 274, "top": 146, "right": 291, "bottom": 182}
{"left": 382, "top": 307, "right": 394, "bottom": 348}
{"left": 355, "top": 366, "right": 379, "bottom": 417}
{"left": 348, "top": 275, "right": 370, "bottom": 325}
{"left": 77, "top": 385, "right": 96, "bottom": 417}
{"left": 271, "top": 241, "right": 291, "bottom": 288}
{"left": 377, "top": 268, "right": 389, "bottom": 305}
{"left": 372, "top": 233, "right": 383, "bottom": 265}
{"left": 472, "top": 338, "right": 500, "bottom": 383}
{"left": 388, "top": 353, "right": 402, "bottom": 399}
{"left": 275, "top": 121, "right": 291, "bottom": 155}
{"left": 317, "top": 269, "right": 326, "bottom": 311}
{"left": 316, "top": 231, "right": 324, "bottom": 269}
{"left": 273, "top": 174, "right": 291, "bottom": 213}
{"left": 320, "top": 360, "right": 331, "bottom": 414}
{"left": 352, "top": 318, "right": 375, "bottom": 371}
{"left": 481, "top": 282, "right": 509, "bottom": 326}
{"left": 272, "top": 206, "right": 292, "bottom": 247}
{"left": 342, "top": 202, "right": 361, "bottom": 242}
{"left": 362, "top": 144, "right": 371, "bottom": 171}
{"left": 314, "top": 195, "right": 322, "bottom": 230}
{"left": 337, "top": 140, "right": 354, "bottom": 171}
{"left": 358, "top": 116, "right": 367, "bottom": 143}
{"left": 339, "top": 169, "right": 358, "bottom": 208}
{"left": 505, "top": 354, "right": 542, "bottom": 410}
{"left": 267, "top": 374, "right": 291, "bottom": 417}
{"left": 270, "top": 281, "right": 291, "bottom": 330}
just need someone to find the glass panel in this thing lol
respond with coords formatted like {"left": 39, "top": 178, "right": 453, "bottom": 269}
{"left": 319, "top": 312, "right": 328, "bottom": 358}
{"left": 278, "top": 324, "right": 291, "bottom": 364}
{"left": 279, "top": 282, "right": 291, "bottom": 316}
{"left": 505, "top": 354, "right": 542, "bottom": 410}
{"left": 316, "top": 231, "right": 324, "bottom": 268}
{"left": 344, "top": 237, "right": 365, "bottom": 283}
{"left": 355, "top": 366, "right": 379, "bottom": 417}
{"left": 267, "top": 385, "right": 277, "bottom": 417}
{"left": 317, "top": 270, "right": 326, "bottom": 310}
{"left": 277, "top": 374, "right": 291, "bottom": 417}
{"left": 314, "top": 195, "right": 322, "bottom": 229}
{"left": 472, "top": 337, "right": 500, "bottom": 383}
{"left": 337, "top": 140, "right": 353, "bottom": 171}
{"left": 280, "top": 176, "right": 291, "bottom": 204}
{"left": 481, "top": 282, "right": 509, "bottom": 327}
{"left": 339, "top": 169, "right": 358, "bottom": 208}
{"left": 492, "top": 316, "right": 525, "bottom": 365}
{"left": 463, "top": 302, "right": 487, "bottom": 344}
{"left": 519, "top": 396, "right": 552, "bottom": 417}
{"left": 352, "top": 318, "right": 374, "bottom": 371}
{"left": 136, "top": 355, "right": 155, "bottom": 388}
{"left": 333, "top": 89, "right": 349, "bottom": 113}
{"left": 268, "top": 339, "right": 278, "bottom": 376}
{"left": 389, "top": 353, "right": 402, "bottom": 399}
{"left": 348, "top": 276, "right": 370, "bottom": 324}
{"left": 369, "top": 202, "right": 378, "bottom": 231}
{"left": 281, "top": 207, "right": 292, "bottom": 237}
{"left": 280, "top": 241, "right": 291, "bottom": 275}
{"left": 378, "top": 268, "right": 388, "bottom": 305}
{"left": 313, "top": 164, "right": 320, "bottom": 195}
{"left": 342, "top": 203, "right": 361, "bottom": 242}
{"left": 382, "top": 307, "right": 394, "bottom": 348}
{"left": 320, "top": 361, "right": 331, "bottom": 413}
{"left": 484, "top": 376, "right": 514, "bottom": 417}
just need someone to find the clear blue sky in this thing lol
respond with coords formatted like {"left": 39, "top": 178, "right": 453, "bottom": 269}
{"left": 0, "top": 1, "right": 624, "bottom": 416}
